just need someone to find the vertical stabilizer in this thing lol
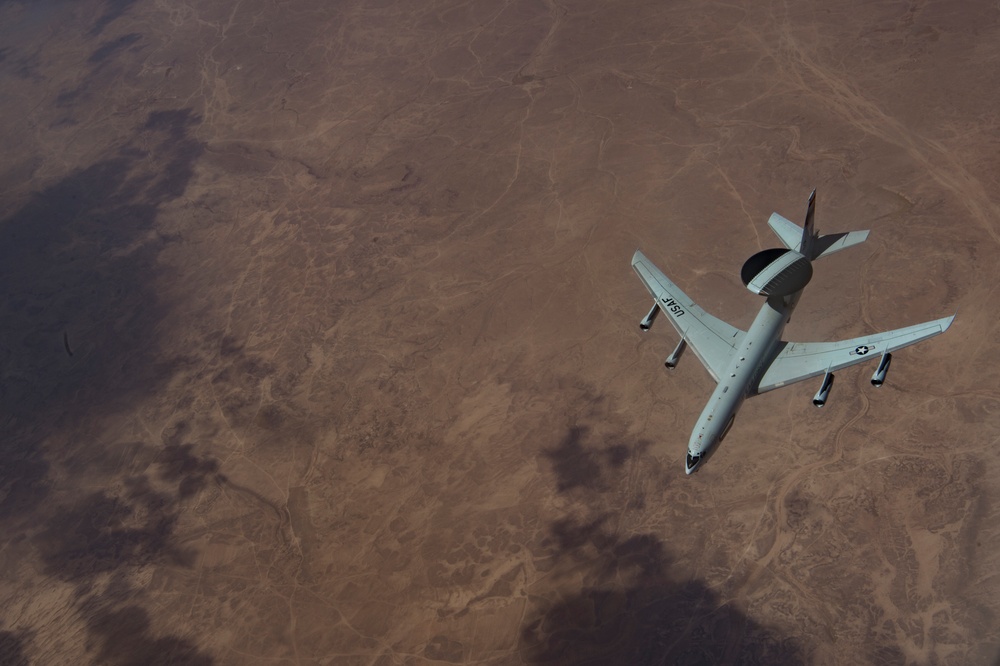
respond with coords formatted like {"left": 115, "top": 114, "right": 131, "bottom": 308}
{"left": 799, "top": 189, "right": 817, "bottom": 260}
{"left": 766, "top": 189, "right": 869, "bottom": 259}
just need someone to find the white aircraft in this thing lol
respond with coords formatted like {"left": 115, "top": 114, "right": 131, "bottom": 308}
{"left": 632, "top": 191, "right": 954, "bottom": 474}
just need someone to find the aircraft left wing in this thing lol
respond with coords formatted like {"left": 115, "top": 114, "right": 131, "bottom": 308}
{"left": 632, "top": 250, "right": 745, "bottom": 382}
{"left": 756, "top": 315, "right": 955, "bottom": 393}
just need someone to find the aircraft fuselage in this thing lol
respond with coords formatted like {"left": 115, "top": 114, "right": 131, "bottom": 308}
{"left": 685, "top": 294, "right": 795, "bottom": 474}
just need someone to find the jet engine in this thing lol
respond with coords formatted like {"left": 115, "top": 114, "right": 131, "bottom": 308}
{"left": 871, "top": 353, "right": 892, "bottom": 387}
{"left": 812, "top": 371, "right": 834, "bottom": 407}
{"left": 665, "top": 338, "right": 687, "bottom": 369}
{"left": 639, "top": 303, "right": 659, "bottom": 331}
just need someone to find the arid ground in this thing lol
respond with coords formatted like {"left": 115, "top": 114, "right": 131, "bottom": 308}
{"left": 1, "top": 0, "right": 999, "bottom": 663}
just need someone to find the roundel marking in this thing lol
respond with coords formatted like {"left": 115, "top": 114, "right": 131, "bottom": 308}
{"left": 853, "top": 345, "right": 871, "bottom": 356}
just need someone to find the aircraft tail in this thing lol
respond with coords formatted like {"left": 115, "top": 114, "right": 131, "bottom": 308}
{"left": 766, "top": 190, "right": 869, "bottom": 261}
{"left": 800, "top": 189, "right": 817, "bottom": 258}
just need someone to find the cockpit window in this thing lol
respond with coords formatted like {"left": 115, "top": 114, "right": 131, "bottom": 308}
{"left": 686, "top": 453, "right": 701, "bottom": 468}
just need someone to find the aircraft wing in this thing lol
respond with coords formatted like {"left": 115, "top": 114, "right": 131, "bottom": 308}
{"left": 632, "top": 250, "right": 745, "bottom": 382}
{"left": 756, "top": 315, "right": 955, "bottom": 393}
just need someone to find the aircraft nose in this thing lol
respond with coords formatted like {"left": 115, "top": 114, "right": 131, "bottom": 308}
{"left": 685, "top": 452, "right": 701, "bottom": 474}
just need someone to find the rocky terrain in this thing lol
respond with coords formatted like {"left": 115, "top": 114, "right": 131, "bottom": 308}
{"left": 1, "top": 0, "right": 998, "bottom": 663}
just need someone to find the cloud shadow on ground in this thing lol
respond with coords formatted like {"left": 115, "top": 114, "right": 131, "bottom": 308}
{"left": 0, "top": 630, "right": 31, "bottom": 666}
{"left": 0, "top": 107, "right": 203, "bottom": 533}
{"left": 80, "top": 601, "right": 214, "bottom": 666}
{"left": 523, "top": 424, "right": 804, "bottom": 665}
{"left": 0, "top": 107, "right": 216, "bottom": 662}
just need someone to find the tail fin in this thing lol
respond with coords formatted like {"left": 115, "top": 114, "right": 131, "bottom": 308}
{"left": 766, "top": 190, "right": 869, "bottom": 260}
{"left": 799, "top": 189, "right": 817, "bottom": 259}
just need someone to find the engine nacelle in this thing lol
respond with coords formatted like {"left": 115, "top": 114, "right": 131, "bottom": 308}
{"left": 812, "top": 371, "right": 834, "bottom": 407}
{"left": 871, "top": 352, "right": 892, "bottom": 387}
{"left": 640, "top": 303, "right": 660, "bottom": 331}
{"left": 665, "top": 338, "right": 687, "bottom": 369}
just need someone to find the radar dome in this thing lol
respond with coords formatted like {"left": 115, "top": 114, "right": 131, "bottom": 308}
{"left": 740, "top": 248, "right": 812, "bottom": 297}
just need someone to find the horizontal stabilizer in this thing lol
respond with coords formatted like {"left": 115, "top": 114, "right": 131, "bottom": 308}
{"left": 767, "top": 213, "right": 802, "bottom": 251}
{"left": 812, "top": 230, "right": 869, "bottom": 259}
{"left": 766, "top": 213, "right": 868, "bottom": 260}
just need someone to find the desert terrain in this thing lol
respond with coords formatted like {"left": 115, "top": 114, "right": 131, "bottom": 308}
{"left": 1, "top": 0, "right": 999, "bottom": 663}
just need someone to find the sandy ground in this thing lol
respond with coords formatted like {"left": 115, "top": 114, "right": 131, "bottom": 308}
{"left": 1, "top": 0, "right": 999, "bottom": 663}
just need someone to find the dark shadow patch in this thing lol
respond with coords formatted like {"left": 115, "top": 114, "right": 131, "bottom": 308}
{"left": 548, "top": 514, "right": 613, "bottom": 553}
{"left": 35, "top": 486, "right": 191, "bottom": 583}
{"left": 35, "top": 433, "right": 220, "bottom": 583}
{"left": 89, "top": 0, "right": 140, "bottom": 37}
{"left": 48, "top": 115, "right": 79, "bottom": 129}
{"left": 0, "top": 454, "right": 49, "bottom": 522}
{"left": 0, "top": 107, "right": 209, "bottom": 658}
{"left": 55, "top": 83, "right": 85, "bottom": 108}
{"left": 0, "top": 107, "right": 203, "bottom": 512}
{"left": 157, "top": 442, "right": 221, "bottom": 498}
{"left": 88, "top": 31, "right": 142, "bottom": 64}
{"left": 605, "top": 443, "right": 630, "bottom": 468}
{"left": 0, "top": 630, "right": 31, "bottom": 666}
{"left": 143, "top": 110, "right": 207, "bottom": 200}
{"left": 423, "top": 634, "right": 465, "bottom": 663}
{"left": 543, "top": 426, "right": 648, "bottom": 493}
{"left": 544, "top": 426, "right": 607, "bottom": 493}
{"left": 83, "top": 603, "right": 213, "bottom": 665}
{"left": 523, "top": 425, "right": 804, "bottom": 665}
{"left": 5, "top": 38, "right": 50, "bottom": 82}
{"left": 42, "top": 8, "right": 146, "bottom": 115}
{"left": 521, "top": 514, "right": 805, "bottom": 665}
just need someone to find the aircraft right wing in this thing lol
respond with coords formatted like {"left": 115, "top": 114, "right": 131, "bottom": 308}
{"left": 632, "top": 250, "right": 745, "bottom": 382}
{"left": 756, "top": 315, "right": 955, "bottom": 393}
